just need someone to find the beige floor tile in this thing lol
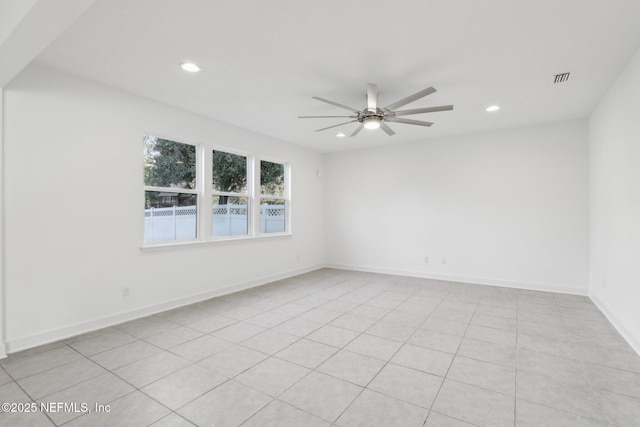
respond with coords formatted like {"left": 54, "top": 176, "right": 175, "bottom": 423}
{"left": 391, "top": 344, "right": 453, "bottom": 376}
{"left": 67, "top": 329, "right": 137, "bottom": 356}
{"left": 211, "top": 321, "right": 266, "bottom": 343}
{"left": 144, "top": 325, "right": 203, "bottom": 350}
{"left": 273, "top": 317, "right": 324, "bottom": 337}
{"left": 279, "top": 371, "right": 362, "bottom": 422}
{"left": 595, "top": 389, "right": 640, "bottom": 427}
{"left": 584, "top": 362, "right": 640, "bottom": 398}
{"left": 2, "top": 346, "right": 84, "bottom": 379}
{"left": 0, "top": 367, "right": 12, "bottom": 386}
{"left": 245, "top": 311, "right": 293, "bottom": 328}
{"left": 198, "top": 345, "right": 267, "bottom": 377}
{"left": 177, "top": 380, "right": 271, "bottom": 427}
{"left": 37, "top": 373, "right": 135, "bottom": 425}
{"left": 424, "top": 411, "right": 476, "bottom": 426}
{"left": 471, "top": 312, "right": 517, "bottom": 331}
{"left": 380, "top": 310, "right": 427, "bottom": 327}
{"left": 242, "top": 399, "right": 330, "bottom": 427}
{"left": 457, "top": 338, "right": 516, "bottom": 368}
{"left": 516, "top": 370, "right": 604, "bottom": 421}
{"left": 113, "top": 351, "right": 190, "bottom": 388}
{"left": 18, "top": 357, "right": 106, "bottom": 399}
{"left": 185, "top": 314, "right": 236, "bottom": 333}
{"left": 517, "top": 349, "right": 589, "bottom": 387}
{"left": 465, "top": 324, "right": 516, "bottom": 346}
{"left": 344, "top": 333, "right": 402, "bottom": 360}
{"left": 241, "top": 330, "right": 299, "bottom": 354}
{"left": 306, "top": 325, "right": 359, "bottom": 347}
{"left": 365, "top": 320, "right": 416, "bottom": 342}
{"left": 516, "top": 399, "right": 606, "bottom": 427}
{"left": 142, "top": 364, "right": 227, "bottom": 410}
{"left": 275, "top": 339, "right": 339, "bottom": 369}
{"left": 335, "top": 389, "right": 428, "bottom": 427}
{"left": 298, "top": 307, "right": 342, "bottom": 323}
{"left": 432, "top": 379, "right": 514, "bottom": 427}
{"left": 149, "top": 413, "right": 195, "bottom": 427}
{"left": 517, "top": 333, "right": 578, "bottom": 360}
{"left": 420, "top": 317, "right": 469, "bottom": 337}
{"left": 62, "top": 391, "right": 170, "bottom": 427}
{"left": 115, "top": 316, "right": 176, "bottom": 338}
{"left": 446, "top": 356, "right": 515, "bottom": 395}
{"left": 169, "top": 335, "right": 232, "bottom": 362}
{"left": 90, "top": 340, "right": 160, "bottom": 370}
{"left": 317, "top": 350, "right": 385, "bottom": 386}
{"left": 0, "top": 384, "right": 55, "bottom": 427}
{"left": 235, "top": 357, "right": 310, "bottom": 396}
{"left": 369, "top": 363, "right": 442, "bottom": 408}
{"left": 409, "top": 329, "right": 462, "bottom": 354}
{"left": 330, "top": 313, "right": 378, "bottom": 333}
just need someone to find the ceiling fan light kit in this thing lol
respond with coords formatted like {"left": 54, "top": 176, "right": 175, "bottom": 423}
{"left": 363, "top": 117, "right": 381, "bottom": 130}
{"left": 299, "top": 83, "right": 453, "bottom": 137}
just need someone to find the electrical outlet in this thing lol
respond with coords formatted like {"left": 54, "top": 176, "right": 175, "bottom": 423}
{"left": 602, "top": 279, "right": 606, "bottom": 289}
{"left": 296, "top": 253, "right": 300, "bottom": 261}
{"left": 122, "top": 286, "right": 130, "bottom": 297}
{"left": 441, "top": 257, "right": 446, "bottom": 264}
{"left": 424, "top": 256, "right": 429, "bottom": 264}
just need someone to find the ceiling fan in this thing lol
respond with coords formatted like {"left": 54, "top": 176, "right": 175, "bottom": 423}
{"left": 299, "top": 83, "right": 453, "bottom": 136}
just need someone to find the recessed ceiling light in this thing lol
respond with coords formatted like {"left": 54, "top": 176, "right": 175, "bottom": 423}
{"left": 181, "top": 62, "right": 201, "bottom": 73}
{"left": 336, "top": 132, "right": 346, "bottom": 138}
{"left": 486, "top": 105, "right": 500, "bottom": 112}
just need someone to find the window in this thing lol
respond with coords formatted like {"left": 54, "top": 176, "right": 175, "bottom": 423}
{"left": 144, "top": 136, "right": 198, "bottom": 243}
{"left": 260, "top": 160, "right": 287, "bottom": 234}
{"left": 212, "top": 150, "right": 249, "bottom": 237}
{"left": 143, "top": 135, "right": 289, "bottom": 246}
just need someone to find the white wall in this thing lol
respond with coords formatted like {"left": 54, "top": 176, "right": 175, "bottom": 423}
{"left": 589, "top": 45, "right": 640, "bottom": 353}
{"left": 325, "top": 120, "right": 589, "bottom": 294}
{"left": 0, "top": 88, "right": 6, "bottom": 358}
{"left": 3, "top": 64, "right": 325, "bottom": 351}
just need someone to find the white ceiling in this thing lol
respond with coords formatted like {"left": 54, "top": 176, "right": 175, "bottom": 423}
{"left": 33, "top": 0, "right": 640, "bottom": 152}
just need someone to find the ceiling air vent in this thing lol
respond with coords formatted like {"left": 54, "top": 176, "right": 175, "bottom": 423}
{"left": 552, "top": 72, "right": 571, "bottom": 84}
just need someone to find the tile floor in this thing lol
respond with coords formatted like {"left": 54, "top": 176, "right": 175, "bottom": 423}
{"left": 1, "top": 268, "right": 639, "bottom": 426}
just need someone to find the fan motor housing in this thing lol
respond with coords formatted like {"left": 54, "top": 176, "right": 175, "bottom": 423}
{"left": 358, "top": 108, "right": 385, "bottom": 123}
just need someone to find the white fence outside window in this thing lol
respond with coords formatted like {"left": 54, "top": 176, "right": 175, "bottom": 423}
{"left": 144, "top": 204, "right": 285, "bottom": 242}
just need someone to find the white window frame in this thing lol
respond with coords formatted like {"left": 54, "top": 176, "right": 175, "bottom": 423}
{"left": 142, "top": 134, "right": 291, "bottom": 249}
{"left": 210, "top": 147, "right": 253, "bottom": 240}
{"left": 256, "top": 157, "right": 290, "bottom": 236}
{"left": 143, "top": 135, "right": 201, "bottom": 244}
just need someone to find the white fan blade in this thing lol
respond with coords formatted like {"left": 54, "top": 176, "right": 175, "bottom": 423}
{"left": 298, "top": 115, "right": 358, "bottom": 118}
{"left": 312, "top": 96, "right": 360, "bottom": 113}
{"left": 392, "top": 105, "right": 454, "bottom": 116}
{"left": 315, "top": 120, "right": 358, "bottom": 132}
{"left": 350, "top": 124, "right": 364, "bottom": 137}
{"left": 379, "top": 122, "right": 396, "bottom": 136}
{"left": 384, "top": 87, "right": 437, "bottom": 111}
{"left": 386, "top": 117, "right": 434, "bottom": 127}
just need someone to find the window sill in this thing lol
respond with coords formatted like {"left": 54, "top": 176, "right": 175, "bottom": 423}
{"left": 140, "top": 232, "right": 292, "bottom": 252}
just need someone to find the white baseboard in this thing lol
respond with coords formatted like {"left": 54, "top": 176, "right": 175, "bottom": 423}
{"left": 5, "top": 264, "right": 324, "bottom": 355}
{"left": 590, "top": 294, "right": 640, "bottom": 356}
{"left": 326, "top": 263, "right": 589, "bottom": 296}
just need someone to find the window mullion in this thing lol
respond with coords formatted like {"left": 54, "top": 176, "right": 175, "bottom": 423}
{"left": 212, "top": 191, "right": 248, "bottom": 198}
{"left": 201, "top": 145, "right": 212, "bottom": 240}
{"left": 144, "top": 186, "right": 199, "bottom": 194}
{"left": 249, "top": 155, "right": 258, "bottom": 237}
